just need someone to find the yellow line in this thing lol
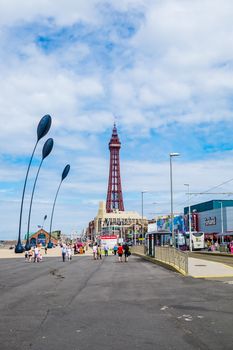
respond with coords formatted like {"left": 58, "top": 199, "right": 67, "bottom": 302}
{"left": 191, "top": 274, "right": 233, "bottom": 278}
{"left": 221, "top": 263, "right": 233, "bottom": 270}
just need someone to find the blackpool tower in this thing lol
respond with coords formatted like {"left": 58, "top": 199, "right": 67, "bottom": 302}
{"left": 106, "top": 124, "right": 125, "bottom": 212}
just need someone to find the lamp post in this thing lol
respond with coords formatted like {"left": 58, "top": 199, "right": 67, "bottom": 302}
{"left": 184, "top": 184, "right": 192, "bottom": 252}
{"left": 47, "top": 164, "right": 70, "bottom": 248}
{"left": 141, "top": 191, "right": 147, "bottom": 242}
{"left": 169, "top": 153, "right": 180, "bottom": 248}
{"left": 120, "top": 218, "right": 123, "bottom": 241}
{"left": 218, "top": 201, "right": 224, "bottom": 244}
{"left": 25, "top": 138, "right": 54, "bottom": 251}
{"left": 15, "top": 115, "right": 52, "bottom": 253}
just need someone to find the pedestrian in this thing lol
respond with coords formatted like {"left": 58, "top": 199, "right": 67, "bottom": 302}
{"left": 67, "top": 245, "right": 72, "bottom": 261}
{"left": 230, "top": 241, "right": 233, "bottom": 254}
{"left": 104, "top": 243, "right": 109, "bottom": 256}
{"left": 93, "top": 243, "right": 97, "bottom": 260}
{"left": 113, "top": 244, "right": 118, "bottom": 255}
{"left": 34, "top": 245, "right": 39, "bottom": 262}
{"left": 124, "top": 244, "right": 131, "bottom": 262}
{"left": 97, "top": 244, "right": 102, "bottom": 260}
{"left": 61, "top": 244, "right": 67, "bottom": 262}
{"left": 117, "top": 244, "right": 123, "bottom": 262}
{"left": 45, "top": 246, "right": 48, "bottom": 255}
{"left": 25, "top": 250, "right": 29, "bottom": 262}
{"left": 38, "top": 251, "right": 43, "bottom": 262}
{"left": 28, "top": 248, "right": 33, "bottom": 262}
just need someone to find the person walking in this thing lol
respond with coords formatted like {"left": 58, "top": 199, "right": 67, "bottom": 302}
{"left": 92, "top": 243, "right": 97, "bottom": 260}
{"left": 67, "top": 245, "right": 72, "bottom": 261}
{"left": 124, "top": 244, "right": 131, "bottom": 262}
{"left": 61, "top": 244, "right": 67, "bottom": 262}
{"left": 25, "top": 250, "right": 29, "bottom": 262}
{"left": 113, "top": 244, "right": 118, "bottom": 256}
{"left": 28, "top": 248, "right": 33, "bottom": 262}
{"left": 34, "top": 245, "right": 39, "bottom": 263}
{"left": 104, "top": 243, "right": 109, "bottom": 257}
{"left": 117, "top": 244, "right": 123, "bottom": 262}
{"left": 97, "top": 244, "right": 102, "bottom": 260}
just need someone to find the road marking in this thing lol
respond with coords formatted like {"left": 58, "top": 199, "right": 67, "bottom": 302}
{"left": 160, "top": 306, "right": 168, "bottom": 310}
{"left": 192, "top": 274, "right": 233, "bottom": 278}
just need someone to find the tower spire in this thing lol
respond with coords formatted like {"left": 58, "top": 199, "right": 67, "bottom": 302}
{"left": 106, "top": 124, "right": 124, "bottom": 212}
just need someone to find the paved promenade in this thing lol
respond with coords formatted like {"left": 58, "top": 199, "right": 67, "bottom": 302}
{"left": 0, "top": 254, "right": 233, "bottom": 350}
{"left": 2, "top": 247, "right": 233, "bottom": 280}
{"left": 188, "top": 257, "right": 233, "bottom": 278}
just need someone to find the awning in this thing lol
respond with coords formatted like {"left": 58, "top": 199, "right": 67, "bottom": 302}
{"left": 146, "top": 230, "right": 171, "bottom": 237}
{"left": 217, "top": 232, "right": 233, "bottom": 236}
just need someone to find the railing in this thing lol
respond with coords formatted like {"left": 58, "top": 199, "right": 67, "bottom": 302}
{"left": 132, "top": 245, "right": 188, "bottom": 275}
{"left": 154, "top": 246, "right": 188, "bottom": 275}
{"left": 131, "top": 245, "right": 145, "bottom": 255}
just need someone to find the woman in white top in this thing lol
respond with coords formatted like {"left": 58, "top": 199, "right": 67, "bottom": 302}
{"left": 92, "top": 244, "right": 97, "bottom": 260}
{"left": 67, "top": 245, "right": 72, "bottom": 260}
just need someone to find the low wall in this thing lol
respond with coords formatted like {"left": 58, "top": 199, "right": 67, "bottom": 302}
{"left": 131, "top": 245, "right": 145, "bottom": 255}
{"left": 132, "top": 245, "right": 188, "bottom": 275}
{"left": 155, "top": 246, "right": 188, "bottom": 275}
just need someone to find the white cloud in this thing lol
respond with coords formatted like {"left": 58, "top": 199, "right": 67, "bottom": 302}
{"left": 1, "top": 0, "right": 233, "bottom": 238}
{"left": 0, "top": 0, "right": 101, "bottom": 26}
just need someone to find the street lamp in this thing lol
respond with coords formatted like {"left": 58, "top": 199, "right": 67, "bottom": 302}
{"left": 141, "top": 191, "right": 148, "bottom": 241}
{"left": 47, "top": 164, "right": 71, "bottom": 248}
{"left": 184, "top": 184, "right": 192, "bottom": 252}
{"left": 15, "top": 115, "right": 52, "bottom": 253}
{"left": 25, "top": 138, "right": 54, "bottom": 251}
{"left": 169, "top": 153, "right": 180, "bottom": 248}
{"left": 218, "top": 201, "right": 224, "bottom": 244}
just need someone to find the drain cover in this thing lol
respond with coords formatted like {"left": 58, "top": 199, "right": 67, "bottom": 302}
{"left": 194, "top": 264, "right": 206, "bottom": 267}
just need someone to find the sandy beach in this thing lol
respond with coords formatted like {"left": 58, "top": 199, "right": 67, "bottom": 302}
{"left": 0, "top": 246, "right": 92, "bottom": 259}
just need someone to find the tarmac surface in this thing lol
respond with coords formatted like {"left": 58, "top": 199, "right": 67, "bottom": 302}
{"left": 0, "top": 253, "right": 233, "bottom": 350}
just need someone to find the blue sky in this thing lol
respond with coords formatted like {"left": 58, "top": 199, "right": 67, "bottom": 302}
{"left": 1, "top": 0, "right": 233, "bottom": 239}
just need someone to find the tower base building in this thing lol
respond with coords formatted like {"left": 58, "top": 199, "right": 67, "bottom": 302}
{"left": 87, "top": 201, "right": 147, "bottom": 243}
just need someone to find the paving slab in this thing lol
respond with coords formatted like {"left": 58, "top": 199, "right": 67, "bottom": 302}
{"left": 188, "top": 257, "right": 233, "bottom": 278}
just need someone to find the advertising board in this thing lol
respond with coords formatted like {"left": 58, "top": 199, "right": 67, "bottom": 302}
{"left": 100, "top": 235, "right": 118, "bottom": 249}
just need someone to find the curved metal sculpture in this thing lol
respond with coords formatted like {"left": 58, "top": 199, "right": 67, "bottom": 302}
{"left": 42, "top": 215, "right": 47, "bottom": 229}
{"left": 15, "top": 115, "right": 52, "bottom": 253}
{"left": 47, "top": 164, "right": 70, "bottom": 248}
{"left": 25, "top": 138, "right": 54, "bottom": 250}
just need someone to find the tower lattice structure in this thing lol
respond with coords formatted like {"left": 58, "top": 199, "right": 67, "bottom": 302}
{"left": 106, "top": 124, "right": 125, "bottom": 213}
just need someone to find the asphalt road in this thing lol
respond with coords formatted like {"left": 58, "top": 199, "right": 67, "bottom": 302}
{"left": 0, "top": 255, "right": 232, "bottom": 350}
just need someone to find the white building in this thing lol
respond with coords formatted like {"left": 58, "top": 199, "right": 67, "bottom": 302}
{"left": 87, "top": 201, "right": 147, "bottom": 241}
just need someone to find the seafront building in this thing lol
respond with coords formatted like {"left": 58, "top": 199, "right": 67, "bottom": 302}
{"left": 23, "top": 228, "right": 59, "bottom": 246}
{"left": 86, "top": 201, "right": 147, "bottom": 242}
{"left": 184, "top": 199, "right": 233, "bottom": 241}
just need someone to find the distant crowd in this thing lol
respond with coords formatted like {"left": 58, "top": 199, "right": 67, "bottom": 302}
{"left": 92, "top": 242, "right": 131, "bottom": 262}
{"left": 24, "top": 241, "right": 132, "bottom": 263}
